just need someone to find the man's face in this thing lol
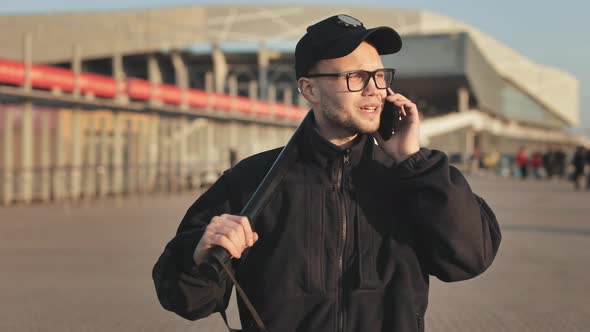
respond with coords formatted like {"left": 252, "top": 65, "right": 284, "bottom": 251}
{"left": 310, "top": 41, "right": 387, "bottom": 138}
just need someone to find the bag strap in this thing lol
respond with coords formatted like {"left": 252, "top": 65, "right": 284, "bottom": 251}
{"left": 216, "top": 255, "right": 268, "bottom": 332}
{"left": 203, "top": 112, "right": 312, "bottom": 332}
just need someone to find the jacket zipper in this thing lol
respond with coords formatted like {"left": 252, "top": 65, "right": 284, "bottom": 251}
{"left": 337, "top": 150, "right": 351, "bottom": 332}
{"left": 417, "top": 312, "right": 423, "bottom": 330}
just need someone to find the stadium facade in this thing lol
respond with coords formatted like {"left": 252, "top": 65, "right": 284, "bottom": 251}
{"left": 0, "top": 5, "right": 587, "bottom": 204}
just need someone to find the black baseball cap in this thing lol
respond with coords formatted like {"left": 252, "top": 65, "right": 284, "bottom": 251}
{"left": 295, "top": 14, "right": 402, "bottom": 79}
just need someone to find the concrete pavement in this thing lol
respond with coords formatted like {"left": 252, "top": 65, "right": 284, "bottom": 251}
{"left": 0, "top": 175, "right": 588, "bottom": 331}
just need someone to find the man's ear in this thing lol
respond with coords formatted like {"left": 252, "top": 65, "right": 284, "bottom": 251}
{"left": 297, "top": 78, "right": 319, "bottom": 104}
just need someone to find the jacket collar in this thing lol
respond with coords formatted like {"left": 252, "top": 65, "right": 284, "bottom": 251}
{"left": 299, "top": 110, "right": 367, "bottom": 168}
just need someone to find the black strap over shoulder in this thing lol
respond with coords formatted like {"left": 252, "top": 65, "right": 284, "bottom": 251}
{"left": 216, "top": 255, "right": 268, "bottom": 332}
{"left": 201, "top": 112, "right": 313, "bottom": 332}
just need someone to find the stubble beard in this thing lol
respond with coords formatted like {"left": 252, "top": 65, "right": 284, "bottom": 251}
{"left": 320, "top": 97, "right": 380, "bottom": 135}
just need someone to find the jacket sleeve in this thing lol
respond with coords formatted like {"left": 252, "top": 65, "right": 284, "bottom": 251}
{"left": 392, "top": 148, "right": 502, "bottom": 282}
{"left": 152, "top": 171, "right": 235, "bottom": 320}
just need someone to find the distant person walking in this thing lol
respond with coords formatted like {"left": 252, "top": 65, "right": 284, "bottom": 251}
{"left": 470, "top": 146, "right": 482, "bottom": 175}
{"left": 542, "top": 146, "right": 555, "bottom": 179}
{"left": 571, "top": 145, "right": 586, "bottom": 190}
{"left": 516, "top": 146, "right": 529, "bottom": 179}
{"left": 531, "top": 151, "right": 543, "bottom": 179}
{"left": 554, "top": 146, "right": 567, "bottom": 178}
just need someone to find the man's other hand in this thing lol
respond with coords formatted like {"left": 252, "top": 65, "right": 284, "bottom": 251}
{"left": 193, "top": 214, "right": 259, "bottom": 266}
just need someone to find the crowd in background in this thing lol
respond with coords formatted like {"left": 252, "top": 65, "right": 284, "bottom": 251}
{"left": 464, "top": 145, "right": 590, "bottom": 191}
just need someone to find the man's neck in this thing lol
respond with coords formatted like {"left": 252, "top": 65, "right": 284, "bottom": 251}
{"left": 329, "top": 134, "right": 359, "bottom": 148}
{"left": 315, "top": 125, "right": 358, "bottom": 148}
{"left": 313, "top": 112, "right": 358, "bottom": 148}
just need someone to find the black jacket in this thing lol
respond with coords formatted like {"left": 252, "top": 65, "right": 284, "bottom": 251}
{"left": 153, "top": 113, "right": 501, "bottom": 332}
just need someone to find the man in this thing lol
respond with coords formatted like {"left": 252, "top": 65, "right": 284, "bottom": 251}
{"left": 153, "top": 14, "right": 501, "bottom": 332}
{"left": 517, "top": 146, "right": 529, "bottom": 179}
{"left": 572, "top": 145, "right": 586, "bottom": 190}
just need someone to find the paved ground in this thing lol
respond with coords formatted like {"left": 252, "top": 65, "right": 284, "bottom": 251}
{"left": 0, "top": 175, "right": 589, "bottom": 331}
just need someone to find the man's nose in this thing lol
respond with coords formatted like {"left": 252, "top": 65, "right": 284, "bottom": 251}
{"left": 362, "top": 76, "right": 380, "bottom": 95}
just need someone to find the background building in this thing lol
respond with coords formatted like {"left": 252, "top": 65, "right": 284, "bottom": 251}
{"left": 0, "top": 5, "right": 588, "bottom": 204}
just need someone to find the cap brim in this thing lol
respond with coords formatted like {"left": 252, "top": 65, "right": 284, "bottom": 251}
{"left": 364, "top": 27, "right": 402, "bottom": 55}
{"left": 319, "top": 26, "right": 402, "bottom": 60}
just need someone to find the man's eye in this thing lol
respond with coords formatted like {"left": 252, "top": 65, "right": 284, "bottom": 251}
{"left": 348, "top": 72, "right": 367, "bottom": 81}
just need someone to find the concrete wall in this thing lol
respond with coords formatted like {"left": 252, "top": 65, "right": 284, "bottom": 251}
{"left": 0, "top": 104, "right": 293, "bottom": 205}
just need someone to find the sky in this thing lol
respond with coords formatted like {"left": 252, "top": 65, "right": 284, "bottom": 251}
{"left": 1, "top": 0, "right": 589, "bottom": 133}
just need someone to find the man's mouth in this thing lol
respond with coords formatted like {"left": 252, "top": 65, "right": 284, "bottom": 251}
{"left": 360, "top": 105, "right": 379, "bottom": 113}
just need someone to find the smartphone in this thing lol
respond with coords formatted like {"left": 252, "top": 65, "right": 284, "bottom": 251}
{"left": 378, "top": 90, "right": 400, "bottom": 141}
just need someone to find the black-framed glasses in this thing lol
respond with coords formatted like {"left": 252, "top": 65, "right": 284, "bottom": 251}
{"left": 335, "top": 15, "right": 364, "bottom": 28}
{"left": 304, "top": 68, "right": 395, "bottom": 92}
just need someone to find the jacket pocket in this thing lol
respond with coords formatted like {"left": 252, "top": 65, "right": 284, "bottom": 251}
{"left": 306, "top": 187, "right": 324, "bottom": 293}
{"left": 355, "top": 203, "right": 381, "bottom": 289}
{"left": 347, "top": 289, "right": 386, "bottom": 332}
{"left": 258, "top": 185, "right": 322, "bottom": 296}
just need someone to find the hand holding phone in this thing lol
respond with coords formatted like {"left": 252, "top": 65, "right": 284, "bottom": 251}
{"left": 378, "top": 90, "right": 401, "bottom": 141}
{"left": 375, "top": 90, "right": 421, "bottom": 163}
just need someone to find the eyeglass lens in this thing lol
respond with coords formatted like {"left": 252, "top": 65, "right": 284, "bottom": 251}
{"left": 347, "top": 70, "right": 392, "bottom": 91}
